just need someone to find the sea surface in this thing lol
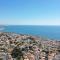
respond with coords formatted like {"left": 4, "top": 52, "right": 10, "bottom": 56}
{"left": 0, "top": 25, "right": 60, "bottom": 40}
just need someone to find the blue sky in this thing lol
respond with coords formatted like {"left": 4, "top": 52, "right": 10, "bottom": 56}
{"left": 0, "top": 0, "right": 60, "bottom": 25}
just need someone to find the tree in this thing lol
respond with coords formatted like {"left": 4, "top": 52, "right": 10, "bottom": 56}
{"left": 57, "top": 46, "right": 60, "bottom": 53}
{"left": 42, "top": 46, "right": 49, "bottom": 60}
{"left": 11, "top": 47, "right": 23, "bottom": 60}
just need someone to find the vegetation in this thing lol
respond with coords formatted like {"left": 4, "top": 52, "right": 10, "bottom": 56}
{"left": 11, "top": 47, "right": 23, "bottom": 60}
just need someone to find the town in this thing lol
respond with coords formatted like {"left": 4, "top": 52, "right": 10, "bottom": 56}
{"left": 0, "top": 32, "right": 60, "bottom": 60}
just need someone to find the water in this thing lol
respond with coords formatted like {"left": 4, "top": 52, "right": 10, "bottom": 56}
{"left": 0, "top": 25, "right": 60, "bottom": 40}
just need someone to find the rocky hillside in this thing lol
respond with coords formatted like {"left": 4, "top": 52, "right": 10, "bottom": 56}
{"left": 0, "top": 32, "right": 60, "bottom": 60}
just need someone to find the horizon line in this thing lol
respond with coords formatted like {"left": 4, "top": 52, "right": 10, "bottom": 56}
{"left": 0, "top": 24, "right": 60, "bottom": 26}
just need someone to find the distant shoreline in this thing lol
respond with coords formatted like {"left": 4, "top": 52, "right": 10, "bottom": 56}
{"left": 0, "top": 25, "right": 60, "bottom": 40}
{"left": 0, "top": 32, "right": 60, "bottom": 41}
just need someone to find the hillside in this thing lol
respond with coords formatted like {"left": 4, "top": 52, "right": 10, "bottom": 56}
{"left": 0, "top": 32, "right": 60, "bottom": 60}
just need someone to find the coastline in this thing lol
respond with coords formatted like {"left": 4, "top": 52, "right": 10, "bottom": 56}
{"left": 1, "top": 25, "right": 60, "bottom": 40}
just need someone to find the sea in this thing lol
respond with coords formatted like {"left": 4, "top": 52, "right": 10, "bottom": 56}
{"left": 0, "top": 25, "right": 60, "bottom": 40}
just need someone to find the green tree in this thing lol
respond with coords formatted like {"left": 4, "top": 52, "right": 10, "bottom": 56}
{"left": 42, "top": 46, "right": 49, "bottom": 60}
{"left": 11, "top": 47, "right": 23, "bottom": 60}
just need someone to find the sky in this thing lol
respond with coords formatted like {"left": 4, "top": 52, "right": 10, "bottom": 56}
{"left": 0, "top": 0, "right": 60, "bottom": 25}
